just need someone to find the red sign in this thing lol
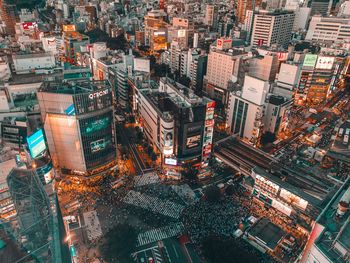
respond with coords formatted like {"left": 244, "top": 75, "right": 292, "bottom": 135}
{"left": 258, "top": 39, "right": 264, "bottom": 46}
{"left": 22, "top": 22, "right": 37, "bottom": 30}
{"left": 207, "top": 101, "right": 216, "bottom": 108}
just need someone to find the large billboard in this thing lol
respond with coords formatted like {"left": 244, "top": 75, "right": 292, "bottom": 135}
{"left": 201, "top": 101, "right": 215, "bottom": 167}
{"left": 27, "top": 129, "right": 47, "bottom": 159}
{"left": 186, "top": 135, "right": 201, "bottom": 149}
{"left": 163, "top": 129, "right": 174, "bottom": 155}
{"left": 303, "top": 54, "right": 318, "bottom": 68}
{"left": 279, "top": 188, "right": 308, "bottom": 210}
{"left": 134, "top": 58, "right": 150, "bottom": 73}
{"left": 315, "top": 56, "right": 335, "bottom": 70}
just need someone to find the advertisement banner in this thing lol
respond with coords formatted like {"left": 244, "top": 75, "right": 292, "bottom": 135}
{"left": 163, "top": 130, "right": 174, "bottom": 155}
{"left": 315, "top": 56, "right": 335, "bottom": 70}
{"left": 303, "top": 54, "right": 318, "bottom": 68}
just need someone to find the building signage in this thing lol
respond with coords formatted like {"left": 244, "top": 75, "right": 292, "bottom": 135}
{"left": 163, "top": 129, "right": 174, "bottom": 155}
{"left": 201, "top": 101, "right": 215, "bottom": 166}
{"left": 88, "top": 89, "right": 109, "bottom": 100}
{"left": 303, "top": 54, "right": 318, "bottom": 68}
{"left": 164, "top": 158, "right": 177, "bottom": 166}
{"left": 315, "top": 56, "right": 335, "bottom": 70}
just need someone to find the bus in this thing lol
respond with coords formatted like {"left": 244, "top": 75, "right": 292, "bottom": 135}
{"left": 110, "top": 176, "right": 126, "bottom": 189}
{"left": 339, "top": 128, "right": 344, "bottom": 136}
{"left": 344, "top": 135, "right": 349, "bottom": 145}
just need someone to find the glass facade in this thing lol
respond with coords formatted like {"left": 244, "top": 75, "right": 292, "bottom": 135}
{"left": 232, "top": 98, "right": 248, "bottom": 137}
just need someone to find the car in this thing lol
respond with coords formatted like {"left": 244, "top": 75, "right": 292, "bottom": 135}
{"left": 148, "top": 257, "right": 154, "bottom": 263}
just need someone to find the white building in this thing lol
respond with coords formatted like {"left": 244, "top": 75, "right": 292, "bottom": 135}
{"left": 274, "top": 63, "right": 301, "bottom": 99}
{"left": 306, "top": 16, "right": 350, "bottom": 43}
{"left": 250, "top": 10, "right": 295, "bottom": 48}
{"left": 12, "top": 52, "right": 55, "bottom": 74}
{"left": 226, "top": 75, "right": 269, "bottom": 145}
{"left": 0, "top": 57, "right": 11, "bottom": 81}
{"left": 263, "top": 95, "right": 292, "bottom": 135}
{"left": 293, "top": 7, "right": 311, "bottom": 31}
{"left": 338, "top": 1, "right": 350, "bottom": 17}
{"left": 204, "top": 38, "right": 244, "bottom": 101}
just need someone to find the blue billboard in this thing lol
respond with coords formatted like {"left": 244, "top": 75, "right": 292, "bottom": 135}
{"left": 27, "top": 129, "right": 47, "bottom": 158}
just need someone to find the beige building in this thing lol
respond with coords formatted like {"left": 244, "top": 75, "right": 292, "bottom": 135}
{"left": 204, "top": 38, "right": 245, "bottom": 102}
{"left": 250, "top": 10, "right": 295, "bottom": 48}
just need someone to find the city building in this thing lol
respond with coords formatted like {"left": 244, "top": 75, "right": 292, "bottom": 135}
{"left": 204, "top": 4, "right": 218, "bottom": 29}
{"left": 37, "top": 79, "right": 117, "bottom": 177}
{"left": 248, "top": 54, "right": 279, "bottom": 82}
{"left": 250, "top": 10, "right": 295, "bottom": 48}
{"left": 7, "top": 168, "right": 70, "bottom": 262}
{"left": 301, "top": 178, "right": 350, "bottom": 263}
{"left": 0, "top": 56, "right": 11, "bottom": 81}
{"left": 131, "top": 77, "right": 215, "bottom": 176}
{"left": 263, "top": 95, "right": 292, "bottom": 135}
{"left": 251, "top": 165, "right": 338, "bottom": 232}
{"left": 274, "top": 62, "right": 301, "bottom": 99}
{"left": 295, "top": 54, "right": 345, "bottom": 105}
{"left": 226, "top": 75, "right": 269, "bottom": 145}
{"left": 188, "top": 49, "right": 208, "bottom": 93}
{"left": 306, "top": 16, "right": 350, "bottom": 43}
{"left": 0, "top": 158, "right": 17, "bottom": 221}
{"left": 12, "top": 52, "right": 56, "bottom": 75}
{"left": 308, "top": 0, "right": 332, "bottom": 16}
{"left": 204, "top": 38, "right": 245, "bottom": 102}
{"left": 236, "top": 0, "right": 262, "bottom": 23}
{"left": 63, "top": 30, "right": 90, "bottom": 64}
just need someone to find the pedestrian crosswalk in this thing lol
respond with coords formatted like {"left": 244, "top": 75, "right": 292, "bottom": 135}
{"left": 137, "top": 223, "right": 184, "bottom": 246}
{"left": 123, "top": 190, "right": 185, "bottom": 219}
{"left": 134, "top": 172, "right": 160, "bottom": 187}
{"left": 83, "top": 210, "right": 103, "bottom": 241}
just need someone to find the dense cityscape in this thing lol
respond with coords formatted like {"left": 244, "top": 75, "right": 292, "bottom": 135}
{"left": 0, "top": 0, "right": 350, "bottom": 262}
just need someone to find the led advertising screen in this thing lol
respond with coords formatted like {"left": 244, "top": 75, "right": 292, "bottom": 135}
{"left": 164, "top": 158, "right": 177, "bottom": 166}
{"left": 303, "top": 54, "right": 318, "bottom": 68}
{"left": 186, "top": 135, "right": 201, "bottom": 149}
{"left": 27, "top": 129, "right": 46, "bottom": 158}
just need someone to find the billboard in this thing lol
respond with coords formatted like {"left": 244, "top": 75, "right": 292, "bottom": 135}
{"left": 22, "top": 22, "right": 37, "bottom": 30}
{"left": 63, "top": 24, "right": 76, "bottom": 32}
{"left": 303, "top": 54, "right": 317, "bottom": 68}
{"left": 164, "top": 158, "right": 177, "bottom": 166}
{"left": 163, "top": 130, "right": 174, "bottom": 155}
{"left": 27, "top": 129, "right": 46, "bottom": 158}
{"left": 187, "top": 135, "right": 201, "bottom": 149}
{"left": 279, "top": 188, "right": 308, "bottom": 210}
{"left": 315, "top": 56, "right": 335, "bottom": 70}
{"left": 134, "top": 58, "right": 150, "bottom": 73}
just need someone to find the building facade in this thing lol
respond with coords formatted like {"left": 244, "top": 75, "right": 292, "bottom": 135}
{"left": 37, "top": 79, "right": 117, "bottom": 177}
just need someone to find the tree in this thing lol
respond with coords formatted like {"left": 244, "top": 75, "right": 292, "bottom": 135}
{"left": 202, "top": 236, "right": 260, "bottom": 263}
{"left": 85, "top": 28, "right": 109, "bottom": 43}
{"left": 151, "top": 152, "right": 157, "bottom": 162}
{"left": 181, "top": 167, "right": 198, "bottom": 182}
{"left": 99, "top": 223, "right": 137, "bottom": 263}
{"left": 261, "top": 132, "right": 276, "bottom": 145}
{"left": 204, "top": 185, "right": 221, "bottom": 203}
{"left": 225, "top": 184, "right": 235, "bottom": 196}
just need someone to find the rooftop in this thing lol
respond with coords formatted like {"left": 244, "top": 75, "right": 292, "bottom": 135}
{"left": 248, "top": 218, "right": 286, "bottom": 251}
{"left": 39, "top": 79, "right": 109, "bottom": 95}
{"left": 313, "top": 179, "right": 350, "bottom": 263}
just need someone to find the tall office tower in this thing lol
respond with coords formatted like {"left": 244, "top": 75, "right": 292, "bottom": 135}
{"left": 250, "top": 10, "right": 295, "bottom": 48}
{"left": 37, "top": 79, "right": 117, "bottom": 177}
{"left": 237, "top": 0, "right": 262, "bottom": 23}
{"left": 226, "top": 75, "right": 269, "bottom": 145}
{"left": 7, "top": 169, "right": 70, "bottom": 262}
{"left": 308, "top": 0, "right": 332, "bottom": 16}
{"left": 0, "top": 1, "right": 17, "bottom": 35}
{"left": 205, "top": 4, "right": 218, "bottom": 29}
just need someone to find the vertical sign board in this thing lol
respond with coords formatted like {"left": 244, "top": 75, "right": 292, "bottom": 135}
{"left": 201, "top": 101, "right": 215, "bottom": 167}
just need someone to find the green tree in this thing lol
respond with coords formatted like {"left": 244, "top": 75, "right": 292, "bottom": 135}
{"left": 204, "top": 185, "right": 221, "bottom": 203}
{"left": 202, "top": 236, "right": 260, "bottom": 263}
{"left": 99, "top": 223, "right": 137, "bottom": 263}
